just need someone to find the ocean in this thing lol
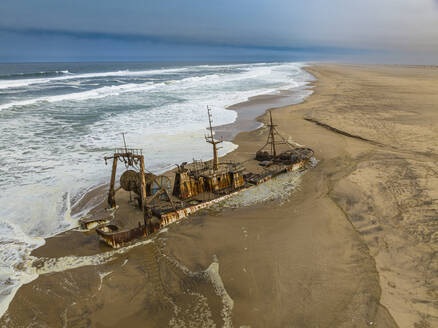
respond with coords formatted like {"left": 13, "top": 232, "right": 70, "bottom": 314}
{"left": 0, "top": 61, "right": 313, "bottom": 317}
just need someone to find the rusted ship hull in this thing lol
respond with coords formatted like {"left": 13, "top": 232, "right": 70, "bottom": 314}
{"left": 90, "top": 109, "right": 314, "bottom": 248}
{"left": 96, "top": 156, "right": 311, "bottom": 248}
{"left": 96, "top": 190, "right": 240, "bottom": 248}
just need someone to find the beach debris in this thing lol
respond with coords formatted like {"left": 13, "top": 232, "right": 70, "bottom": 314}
{"left": 78, "top": 216, "right": 112, "bottom": 231}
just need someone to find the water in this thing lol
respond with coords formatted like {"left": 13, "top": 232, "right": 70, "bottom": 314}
{"left": 0, "top": 61, "right": 313, "bottom": 317}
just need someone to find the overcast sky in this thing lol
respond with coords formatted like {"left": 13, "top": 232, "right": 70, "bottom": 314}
{"left": 1, "top": 0, "right": 438, "bottom": 62}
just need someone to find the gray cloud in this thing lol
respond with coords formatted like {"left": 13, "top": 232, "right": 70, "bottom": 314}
{"left": 1, "top": 0, "right": 437, "bottom": 62}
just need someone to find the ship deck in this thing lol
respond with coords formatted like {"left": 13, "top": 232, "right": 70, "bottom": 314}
{"left": 92, "top": 147, "right": 313, "bottom": 248}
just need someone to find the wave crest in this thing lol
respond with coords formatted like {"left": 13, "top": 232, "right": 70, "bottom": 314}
{"left": 0, "top": 70, "right": 71, "bottom": 79}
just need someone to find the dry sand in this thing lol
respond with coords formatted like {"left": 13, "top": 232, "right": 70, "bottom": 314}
{"left": 1, "top": 64, "right": 437, "bottom": 327}
{"left": 301, "top": 65, "right": 438, "bottom": 328}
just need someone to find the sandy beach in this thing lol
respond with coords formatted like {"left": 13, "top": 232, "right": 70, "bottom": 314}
{"left": 1, "top": 64, "right": 437, "bottom": 328}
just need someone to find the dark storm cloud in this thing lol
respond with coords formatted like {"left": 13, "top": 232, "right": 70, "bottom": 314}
{"left": 1, "top": 0, "right": 437, "bottom": 62}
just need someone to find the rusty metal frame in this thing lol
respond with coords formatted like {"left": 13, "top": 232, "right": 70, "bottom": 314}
{"left": 104, "top": 149, "right": 146, "bottom": 212}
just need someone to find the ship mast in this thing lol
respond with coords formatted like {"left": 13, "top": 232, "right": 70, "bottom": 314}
{"left": 267, "top": 111, "right": 277, "bottom": 158}
{"left": 258, "top": 110, "right": 293, "bottom": 158}
{"left": 205, "top": 106, "right": 222, "bottom": 171}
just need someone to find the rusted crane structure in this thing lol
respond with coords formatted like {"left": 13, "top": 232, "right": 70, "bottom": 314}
{"left": 104, "top": 139, "right": 147, "bottom": 210}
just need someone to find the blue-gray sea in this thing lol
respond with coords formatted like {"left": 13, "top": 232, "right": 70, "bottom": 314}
{"left": 0, "top": 61, "right": 313, "bottom": 316}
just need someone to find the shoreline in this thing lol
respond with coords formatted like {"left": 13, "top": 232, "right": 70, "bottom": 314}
{"left": 215, "top": 83, "right": 314, "bottom": 141}
{"left": 3, "top": 64, "right": 437, "bottom": 327}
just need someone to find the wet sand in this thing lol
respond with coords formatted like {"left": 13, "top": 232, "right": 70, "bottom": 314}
{"left": 214, "top": 85, "right": 313, "bottom": 141}
{"left": 2, "top": 64, "right": 438, "bottom": 327}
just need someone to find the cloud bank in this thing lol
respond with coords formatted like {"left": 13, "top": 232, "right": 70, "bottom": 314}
{"left": 1, "top": 0, "right": 437, "bottom": 62}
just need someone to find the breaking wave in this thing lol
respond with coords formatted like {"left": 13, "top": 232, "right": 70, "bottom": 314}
{"left": 0, "top": 70, "right": 71, "bottom": 79}
{"left": 0, "top": 82, "right": 157, "bottom": 110}
{"left": 0, "top": 67, "right": 189, "bottom": 90}
{"left": 0, "top": 65, "right": 304, "bottom": 111}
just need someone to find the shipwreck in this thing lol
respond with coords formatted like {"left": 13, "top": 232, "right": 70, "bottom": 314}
{"left": 80, "top": 107, "right": 314, "bottom": 248}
